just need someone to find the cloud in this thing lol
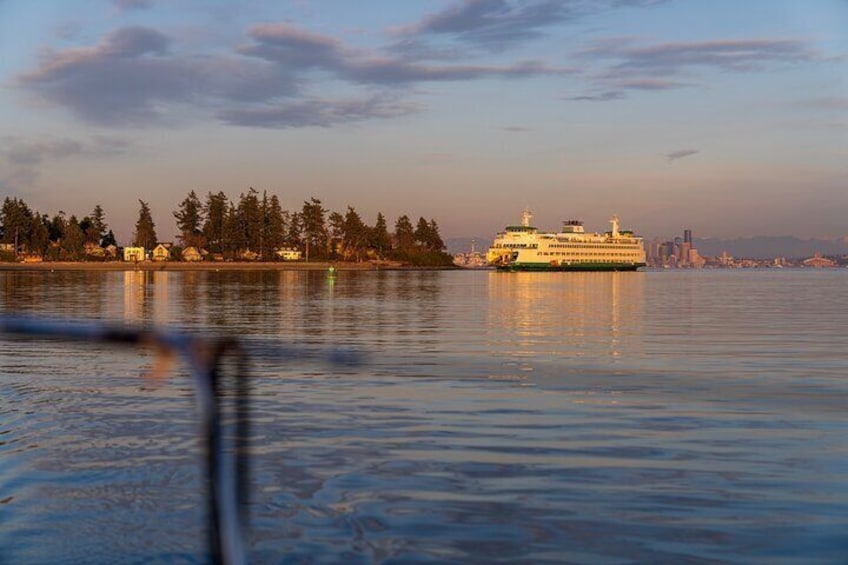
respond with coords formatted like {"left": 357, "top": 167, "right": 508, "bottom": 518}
{"left": 218, "top": 93, "right": 423, "bottom": 128}
{"left": 0, "top": 135, "right": 133, "bottom": 193}
{"left": 666, "top": 149, "right": 699, "bottom": 162}
{"left": 395, "top": 0, "right": 667, "bottom": 51}
{"left": 502, "top": 125, "right": 532, "bottom": 132}
{"left": 562, "top": 90, "right": 625, "bottom": 102}
{"left": 569, "top": 37, "right": 822, "bottom": 100}
{"left": 584, "top": 38, "right": 821, "bottom": 76}
{"left": 19, "top": 27, "right": 203, "bottom": 125}
{"left": 239, "top": 23, "right": 568, "bottom": 85}
{"left": 19, "top": 19, "right": 568, "bottom": 130}
{"left": 113, "top": 0, "right": 155, "bottom": 12}
{"left": 397, "top": 0, "right": 571, "bottom": 48}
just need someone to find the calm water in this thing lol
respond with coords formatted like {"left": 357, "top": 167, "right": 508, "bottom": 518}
{"left": 1, "top": 269, "right": 847, "bottom": 563}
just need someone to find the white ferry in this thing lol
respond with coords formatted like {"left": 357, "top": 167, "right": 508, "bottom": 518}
{"left": 486, "top": 210, "right": 646, "bottom": 271}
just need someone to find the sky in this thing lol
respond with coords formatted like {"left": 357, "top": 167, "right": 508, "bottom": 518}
{"left": 0, "top": 0, "right": 846, "bottom": 244}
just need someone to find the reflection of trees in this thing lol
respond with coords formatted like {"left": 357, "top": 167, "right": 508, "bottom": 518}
{"left": 486, "top": 272, "right": 644, "bottom": 361}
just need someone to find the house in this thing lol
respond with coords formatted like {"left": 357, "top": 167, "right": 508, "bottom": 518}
{"left": 240, "top": 249, "right": 260, "bottom": 261}
{"left": 182, "top": 246, "right": 203, "bottom": 262}
{"left": 152, "top": 244, "right": 171, "bottom": 261}
{"left": 124, "top": 246, "right": 145, "bottom": 262}
{"left": 84, "top": 242, "right": 105, "bottom": 257}
{"left": 275, "top": 247, "right": 303, "bottom": 261}
{"left": 104, "top": 244, "right": 119, "bottom": 259}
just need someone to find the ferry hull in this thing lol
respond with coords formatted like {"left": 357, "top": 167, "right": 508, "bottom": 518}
{"left": 496, "top": 262, "right": 645, "bottom": 272}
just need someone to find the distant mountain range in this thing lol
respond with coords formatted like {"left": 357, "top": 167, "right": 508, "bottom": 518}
{"left": 447, "top": 236, "right": 848, "bottom": 260}
{"left": 693, "top": 237, "right": 848, "bottom": 259}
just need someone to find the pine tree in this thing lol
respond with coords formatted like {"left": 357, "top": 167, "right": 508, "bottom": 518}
{"left": 89, "top": 204, "right": 108, "bottom": 246}
{"left": 174, "top": 190, "right": 204, "bottom": 248}
{"left": 370, "top": 212, "right": 391, "bottom": 258}
{"left": 133, "top": 200, "right": 157, "bottom": 249}
{"left": 202, "top": 191, "right": 229, "bottom": 254}
{"left": 265, "top": 194, "right": 287, "bottom": 259}
{"left": 301, "top": 198, "right": 327, "bottom": 260}
{"left": 393, "top": 215, "right": 415, "bottom": 252}
{"left": 63, "top": 215, "right": 85, "bottom": 260}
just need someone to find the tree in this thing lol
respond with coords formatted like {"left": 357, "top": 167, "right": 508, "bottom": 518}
{"left": 202, "top": 191, "right": 229, "bottom": 253}
{"left": 328, "top": 211, "right": 345, "bottom": 259}
{"left": 174, "top": 190, "right": 204, "bottom": 247}
{"left": 133, "top": 200, "right": 157, "bottom": 249}
{"left": 1, "top": 197, "right": 34, "bottom": 252}
{"left": 264, "top": 194, "right": 287, "bottom": 259}
{"left": 88, "top": 204, "right": 108, "bottom": 245}
{"left": 301, "top": 198, "right": 327, "bottom": 260}
{"left": 342, "top": 206, "right": 368, "bottom": 261}
{"left": 102, "top": 229, "right": 117, "bottom": 248}
{"left": 393, "top": 215, "right": 415, "bottom": 252}
{"left": 236, "top": 188, "right": 262, "bottom": 254}
{"left": 29, "top": 214, "right": 50, "bottom": 256}
{"left": 62, "top": 215, "right": 85, "bottom": 260}
{"left": 369, "top": 212, "right": 391, "bottom": 258}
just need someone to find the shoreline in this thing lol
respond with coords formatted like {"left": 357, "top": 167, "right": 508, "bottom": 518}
{"left": 0, "top": 261, "right": 456, "bottom": 272}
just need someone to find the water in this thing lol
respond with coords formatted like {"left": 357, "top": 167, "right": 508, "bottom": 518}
{"left": 1, "top": 269, "right": 847, "bottom": 563}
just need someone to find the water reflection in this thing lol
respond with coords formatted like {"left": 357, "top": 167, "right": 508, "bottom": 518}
{"left": 486, "top": 271, "right": 644, "bottom": 361}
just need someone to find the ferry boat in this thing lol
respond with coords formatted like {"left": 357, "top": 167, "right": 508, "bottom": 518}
{"left": 486, "top": 210, "right": 646, "bottom": 271}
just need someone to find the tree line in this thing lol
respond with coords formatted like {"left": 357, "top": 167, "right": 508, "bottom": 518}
{"left": 1, "top": 190, "right": 452, "bottom": 265}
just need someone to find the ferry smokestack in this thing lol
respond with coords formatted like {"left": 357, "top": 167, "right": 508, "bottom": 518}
{"left": 610, "top": 215, "right": 620, "bottom": 238}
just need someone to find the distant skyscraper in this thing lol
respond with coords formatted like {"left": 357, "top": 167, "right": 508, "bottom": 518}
{"left": 684, "top": 229, "right": 692, "bottom": 244}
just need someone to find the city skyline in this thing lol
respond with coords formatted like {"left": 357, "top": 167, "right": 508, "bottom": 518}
{"left": 1, "top": 1, "right": 846, "bottom": 243}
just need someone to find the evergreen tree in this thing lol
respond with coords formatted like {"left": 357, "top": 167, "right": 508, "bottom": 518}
{"left": 102, "top": 229, "right": 117, "bottom": 248}
{"left": 301, "top": 198, "right": 327, "bottom": 260}
{"left": 343, "top": 206, "right": 368, "bottom": 261}
{"left": 370, "top": 212, "right": 391, "bottom": 258}
{"left": 393, "top": 215, "right": 415, "bottom": 252}
{"left": 328, "top": 211, "right": 345, "bottom": 259}
{"left": 89, "top": 204, "right": 108, "bottom": 245}
{"left": 427, "top": 219, "right": 446, "bottom": 251}
{"left": 174, "top": 190, "right": 204, "bottom": 248}
{"left": 1, "top": 197, "right": 34, "bottom": 251}
{"left": 133, "top": 200, "right": 157, "bottom": 249}
{"left": 48, "top": 212, "right": 67, "bottom": 244}
{"left": 202, "top": 191, "right": 229, "bottom": 253}
{"left": 265, "top": 194, "right": 287, "bottom": 258}
{"left": 29, "top": 214, "right": 50, "bottom": 256}
{"left": 62, "top": 215, "right": 85, "bottom": 260}
{"left": 236, "top": 188, "right": 262, "bottom": 254}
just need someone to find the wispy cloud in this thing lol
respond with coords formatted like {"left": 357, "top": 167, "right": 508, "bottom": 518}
{"left": 394, "top": 0, "right": 666, "bottom": 51}
{"left": 502, "top": 125, "right": 532, "bottom": 132}
{"left": 112, "top": 0, "right": 155, "bottom": 12}
{"left": 566, "top": 37, "right": 822, "bottom": 101}
{"left": 666, "top": 148, "right": 699, "bottom": 162}
{"left": 585, "top": 38, "right": 820, "bottom": 76}
{"left": 0, "top": 135, "right": 133, "bottom": 193}
{"left": 562, "top": 90, "right": 625, "bottom": 102}
{"left": 239, "top": 23, "right": 568, "bottom": 85}
{"left": 218, "top": 93, "right": 423, "bottom": 128}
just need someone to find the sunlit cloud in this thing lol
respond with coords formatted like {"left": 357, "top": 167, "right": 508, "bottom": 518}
{"left": 666, "top": 148, "right": 699, "bottom": 162}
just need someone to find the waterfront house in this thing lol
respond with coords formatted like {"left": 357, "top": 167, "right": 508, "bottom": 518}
{"left": 275, "top": 247, "right": 303, "bottom": 261}
{"left": 104, "top": 244, "right": 118, "bottom": 259}
{"left": 182, "top": 246, "right": 203, "bottom": 262}
{"left": 152, "top": 244, "right": 171, "bottom": 262}
{"left": 84, "top": 242, "right": 105, "bottom": 258}
{"left": 240, "top": 249, "right": 260, "bottom": 261}
{"left": 124, "top": 246, "right": 145, "bottom": 262}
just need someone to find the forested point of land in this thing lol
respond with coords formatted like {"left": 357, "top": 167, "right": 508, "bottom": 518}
{"left": 0, "top": 189, "right": 453, "bottom": 266}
